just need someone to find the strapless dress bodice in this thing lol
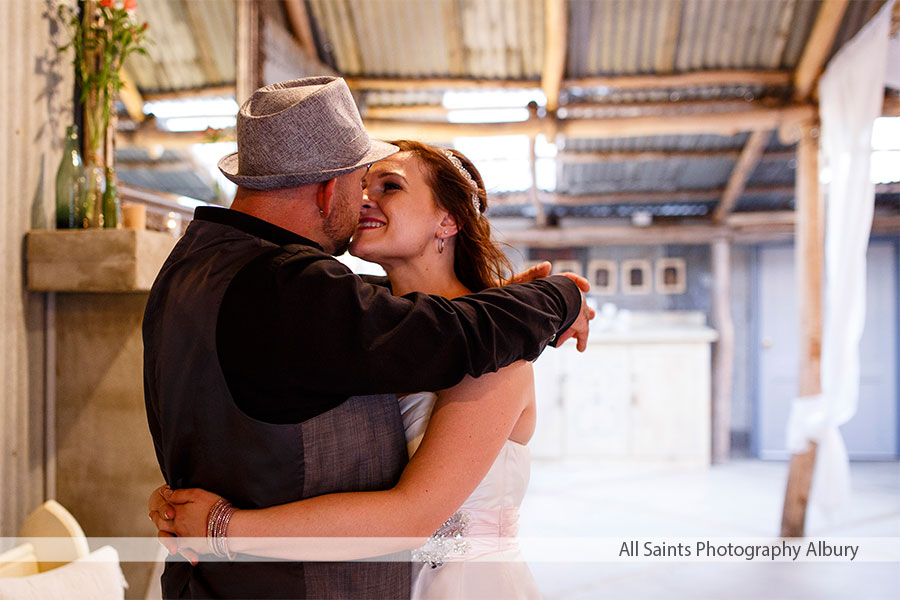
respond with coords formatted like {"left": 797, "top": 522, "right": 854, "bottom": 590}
{"left": 399, "top": 392, "right": 541, "bottom": 598}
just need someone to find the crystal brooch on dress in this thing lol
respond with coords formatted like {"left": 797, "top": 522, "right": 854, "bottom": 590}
{"left": 412, "top": 511, "right": 471, "bottom": 569}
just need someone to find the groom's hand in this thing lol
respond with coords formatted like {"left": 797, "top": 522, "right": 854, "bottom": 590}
{"left": 555, "top": 273, "right": 594, "bottom": 352}
{"left": 505, "top": 262, "right": 594, "bottom": 351}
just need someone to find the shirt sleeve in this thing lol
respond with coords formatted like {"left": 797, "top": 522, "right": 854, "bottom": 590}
{"left": 223, "top": 246, "right": 581, "bottom": 399}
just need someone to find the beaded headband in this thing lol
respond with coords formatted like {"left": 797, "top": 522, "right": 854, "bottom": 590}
{"left": 442, "top": 149, "right": 482, "bottom": 214}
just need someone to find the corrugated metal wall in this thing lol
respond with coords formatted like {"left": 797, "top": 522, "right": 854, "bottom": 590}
{"left": 0, "top": 0, "right": 73, "bottom": 536}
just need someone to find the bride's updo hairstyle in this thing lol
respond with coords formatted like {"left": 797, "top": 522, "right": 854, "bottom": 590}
{"left": 389, "top": 140, "right": 512, "bottom": 292}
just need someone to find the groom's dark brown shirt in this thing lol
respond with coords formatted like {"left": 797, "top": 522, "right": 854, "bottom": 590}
{"left": 143, "top": 206, "right": 581, "bottom": 599}
{"left": 202, "top": 206, "right": 580, "bottom": 424}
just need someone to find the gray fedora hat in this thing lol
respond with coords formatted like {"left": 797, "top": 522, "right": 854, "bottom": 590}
{"left": 218, "top": 77, "right": 397, "bottom": 190}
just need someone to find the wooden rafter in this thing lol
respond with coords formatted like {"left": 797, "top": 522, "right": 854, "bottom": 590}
{"left": 117, "top": 68, "right": 145, "bottom": 123}
{"left": 494, "top": 214, "right": 900, "bottom": 248}
{"left": 567, "top": 70, "right": 791, "bottom": 91}
{"left": 362, "top": 105, "right": 815, "bottom": 142}
{"left": 344, "top": 70, "right": 791, "bottom": 93}
{"left": 346, "top": 77, "right": 540, "bottom": 91}
{"left": 117, "top": 125, "right": 235, "bottom": 148}
{"left": 142, "top": 86, "right": 236, "bottom": 102}
{"left": 559, "top": 149, "right": 795, "bottom": 163}
{"left": 491, "top": 186, "right": 795, "bottom": 207}
{"left": 365, "top": 98, "right": 781, "bottom": 120}
{"left": 542, "top": 0, "right": 567, "bottom": 113}
{"left": 559, "top": 105, "right": 815, "bottom": 139}
{"left": 560, "top": 99, "right": 780, "bottom": 117}
{"left": 792, "top": 0, "right": 851, "bottom": 101}
{"left": 283, "top": 0, "right": 318, "bottom": 59}
{"left": 713, "top": 130, "right": 772, "bottom": 223}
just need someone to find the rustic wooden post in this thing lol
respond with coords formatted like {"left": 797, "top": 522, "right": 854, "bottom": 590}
{"left": 780, "top": 121, "right": 824, "bottom": 537}
{"left": 710, "top": 237, "right": 734, "bottom": 463}
{"left": 542, "top": 0, "right": 567, "bottom": 114}
{"left": 236, "top": 0, "right": 261, "bottom": 105}
{"left": 529, "top": 133, "right": 548, "bottom": 227}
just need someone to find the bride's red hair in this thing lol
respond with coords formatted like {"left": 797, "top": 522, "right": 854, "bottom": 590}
{"left": 388, "top": 140, "right": 512, "bottom": 292}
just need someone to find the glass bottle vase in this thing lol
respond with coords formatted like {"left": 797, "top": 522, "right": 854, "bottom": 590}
{"left": 55, "top": 125, "right": 85, "bottom": 229}
{"left": 79, "top": 164, "right": 106, "bottom": 228}
{"left": 102, "top": 167, "right": 121, "bottom": 228}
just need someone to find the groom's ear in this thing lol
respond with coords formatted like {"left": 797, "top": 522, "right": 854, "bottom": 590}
{"left": 315, "top": 178, "right": 337, "bottom": 217}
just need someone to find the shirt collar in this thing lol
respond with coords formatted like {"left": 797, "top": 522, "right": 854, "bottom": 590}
{"left": 193, "top": 206, "right": 323, "bottom": 250}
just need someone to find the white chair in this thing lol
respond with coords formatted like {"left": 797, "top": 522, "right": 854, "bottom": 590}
{"left": 17, "top": 499, "right": 90, "bottom": 572}
{"left": 0, "top": 500, "right": 126, "bottom": 599}
{"left": 0, "top": 543, "right": 39, "bottom": 578}
{"left": 0, "top": 500, "right": 89, "bottom": 577}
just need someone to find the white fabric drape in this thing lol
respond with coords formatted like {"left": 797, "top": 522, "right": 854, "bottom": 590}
{"left": 785, "top": 0, "right": 895, "bottom": 516}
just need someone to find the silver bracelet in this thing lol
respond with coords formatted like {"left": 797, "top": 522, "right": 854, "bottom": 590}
{"left": 206, "top": 498, "right": 237, "bottom": 560}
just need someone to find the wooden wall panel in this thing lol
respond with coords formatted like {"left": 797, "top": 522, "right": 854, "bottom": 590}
{"left": 0, "top": 0, "right": 73, "bottom": 536}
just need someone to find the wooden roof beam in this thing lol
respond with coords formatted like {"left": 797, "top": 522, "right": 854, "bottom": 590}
{"left": 117, "top": 125, "right": 235, "bottom": 149}
{"left": 559, "top": 99, "right": 779, "bottom": 116}
{"left": 118, "top": 67, "right": 145, "bottom": 123}
{"left": 365, "top": 98, "right": 782, "bottom": 120}
{"left": 494, "top": 214, "right": 899, "bottom": 248}
{"left": 142, "top": 85, "right": 237, "bottom": 102}
{"left": 558, "top": 104, "right": 814, "bottom": 138}
{"left": 491, "top": 186, "right": 795, "bottom": 207}
{"left": 542, "top": 0, "right": 567, "bottom": 113}
{"left": 792, "top": 0, "right": 850, "bottom": 101}
{"left": 284, "top": 0, "right": 318, "bottom": 59}
{"left": 713, "top": 130, "right": 771, "bottom": 223}
{"left": 558, "top": 149, "right": 796, "bottom": 163}
{"left": 363, "top": 105, "right": 815, "bottom": 142}
{"left": 566, "top": 70, "right": 792, "bottom": 91}
{"left": 346, "top": 70, "right": 791, "bottom": 94}
{"left": 346, "top": 77, "right": 540, "bottom": 91}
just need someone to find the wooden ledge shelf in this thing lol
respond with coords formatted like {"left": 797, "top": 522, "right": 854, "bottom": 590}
{"left": 26, "top": 229, "right": 177, "bottom": 293}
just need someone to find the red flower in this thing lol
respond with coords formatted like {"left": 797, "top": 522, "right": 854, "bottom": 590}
{"left": 124, "top": 0, "right": 138, "bottom": 10}
{"left": 99, "top": 0, "right": 114, "bottom": 8}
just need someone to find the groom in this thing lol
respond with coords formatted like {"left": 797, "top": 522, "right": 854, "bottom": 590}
{"left": 144, "top": 77, "right": 592, "bottom": 599}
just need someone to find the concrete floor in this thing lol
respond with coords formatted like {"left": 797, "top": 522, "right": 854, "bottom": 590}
{"left": 520, "top": 459, "right": 900, "bottom": 600}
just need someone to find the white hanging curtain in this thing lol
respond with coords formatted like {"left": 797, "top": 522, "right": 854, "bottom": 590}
{"left": 786, "top": 0, "right": 896, "bottom": 515}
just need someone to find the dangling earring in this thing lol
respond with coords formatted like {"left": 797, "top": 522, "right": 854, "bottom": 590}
{"left": 438, "top": 237, "right": 445, "bottom": 254}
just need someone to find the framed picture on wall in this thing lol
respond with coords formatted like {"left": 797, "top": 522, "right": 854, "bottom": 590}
{"left": 621, "top": 259, "right": 652, "bottom": 295}
{"left": 552, "top": 260, "right": 582, "bottom": 277}
{"left": 656, "top": 258, "right": 687, "bottom": 294}
{"left": 587, "top": 259, "right": 617, "bottom": 295}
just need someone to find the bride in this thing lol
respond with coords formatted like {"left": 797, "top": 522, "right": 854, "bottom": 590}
{"left": 149, "top": 140, "right": 588, "bottom": 599}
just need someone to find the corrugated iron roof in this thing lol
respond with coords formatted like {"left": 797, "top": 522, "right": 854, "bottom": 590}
{"left": 124, "top": 0, "right": 236, "bottom": 93}
{"left": 115, "top": 0, "right": 895, "bottom": 221}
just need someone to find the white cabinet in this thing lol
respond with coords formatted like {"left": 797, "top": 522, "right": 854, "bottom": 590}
{"left": 532, "top": 317, "right": 716, "bottom": 466}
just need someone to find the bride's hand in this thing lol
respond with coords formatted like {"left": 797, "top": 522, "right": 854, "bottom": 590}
{"left": 149, "top": 485, "right": 225, "bottom": 559}
{"left": 148, "top": 485, "right": 198, "bottom": 563}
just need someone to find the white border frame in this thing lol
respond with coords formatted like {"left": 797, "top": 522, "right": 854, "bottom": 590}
{"left": 587, "top": 259, "right": 617, "bottom": 295}
{"left": 621, "top": 259, "right": 652, "bottom": 295}
{"left": 656, "top": 258, "right": 687, "bottom": 295}
{"left": 552, "top": 260, "right": 582, "bottom": 277}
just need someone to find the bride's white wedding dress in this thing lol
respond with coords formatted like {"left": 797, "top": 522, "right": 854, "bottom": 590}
{"left": 399, "top": 392, "right": 542, "bottom": 600}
